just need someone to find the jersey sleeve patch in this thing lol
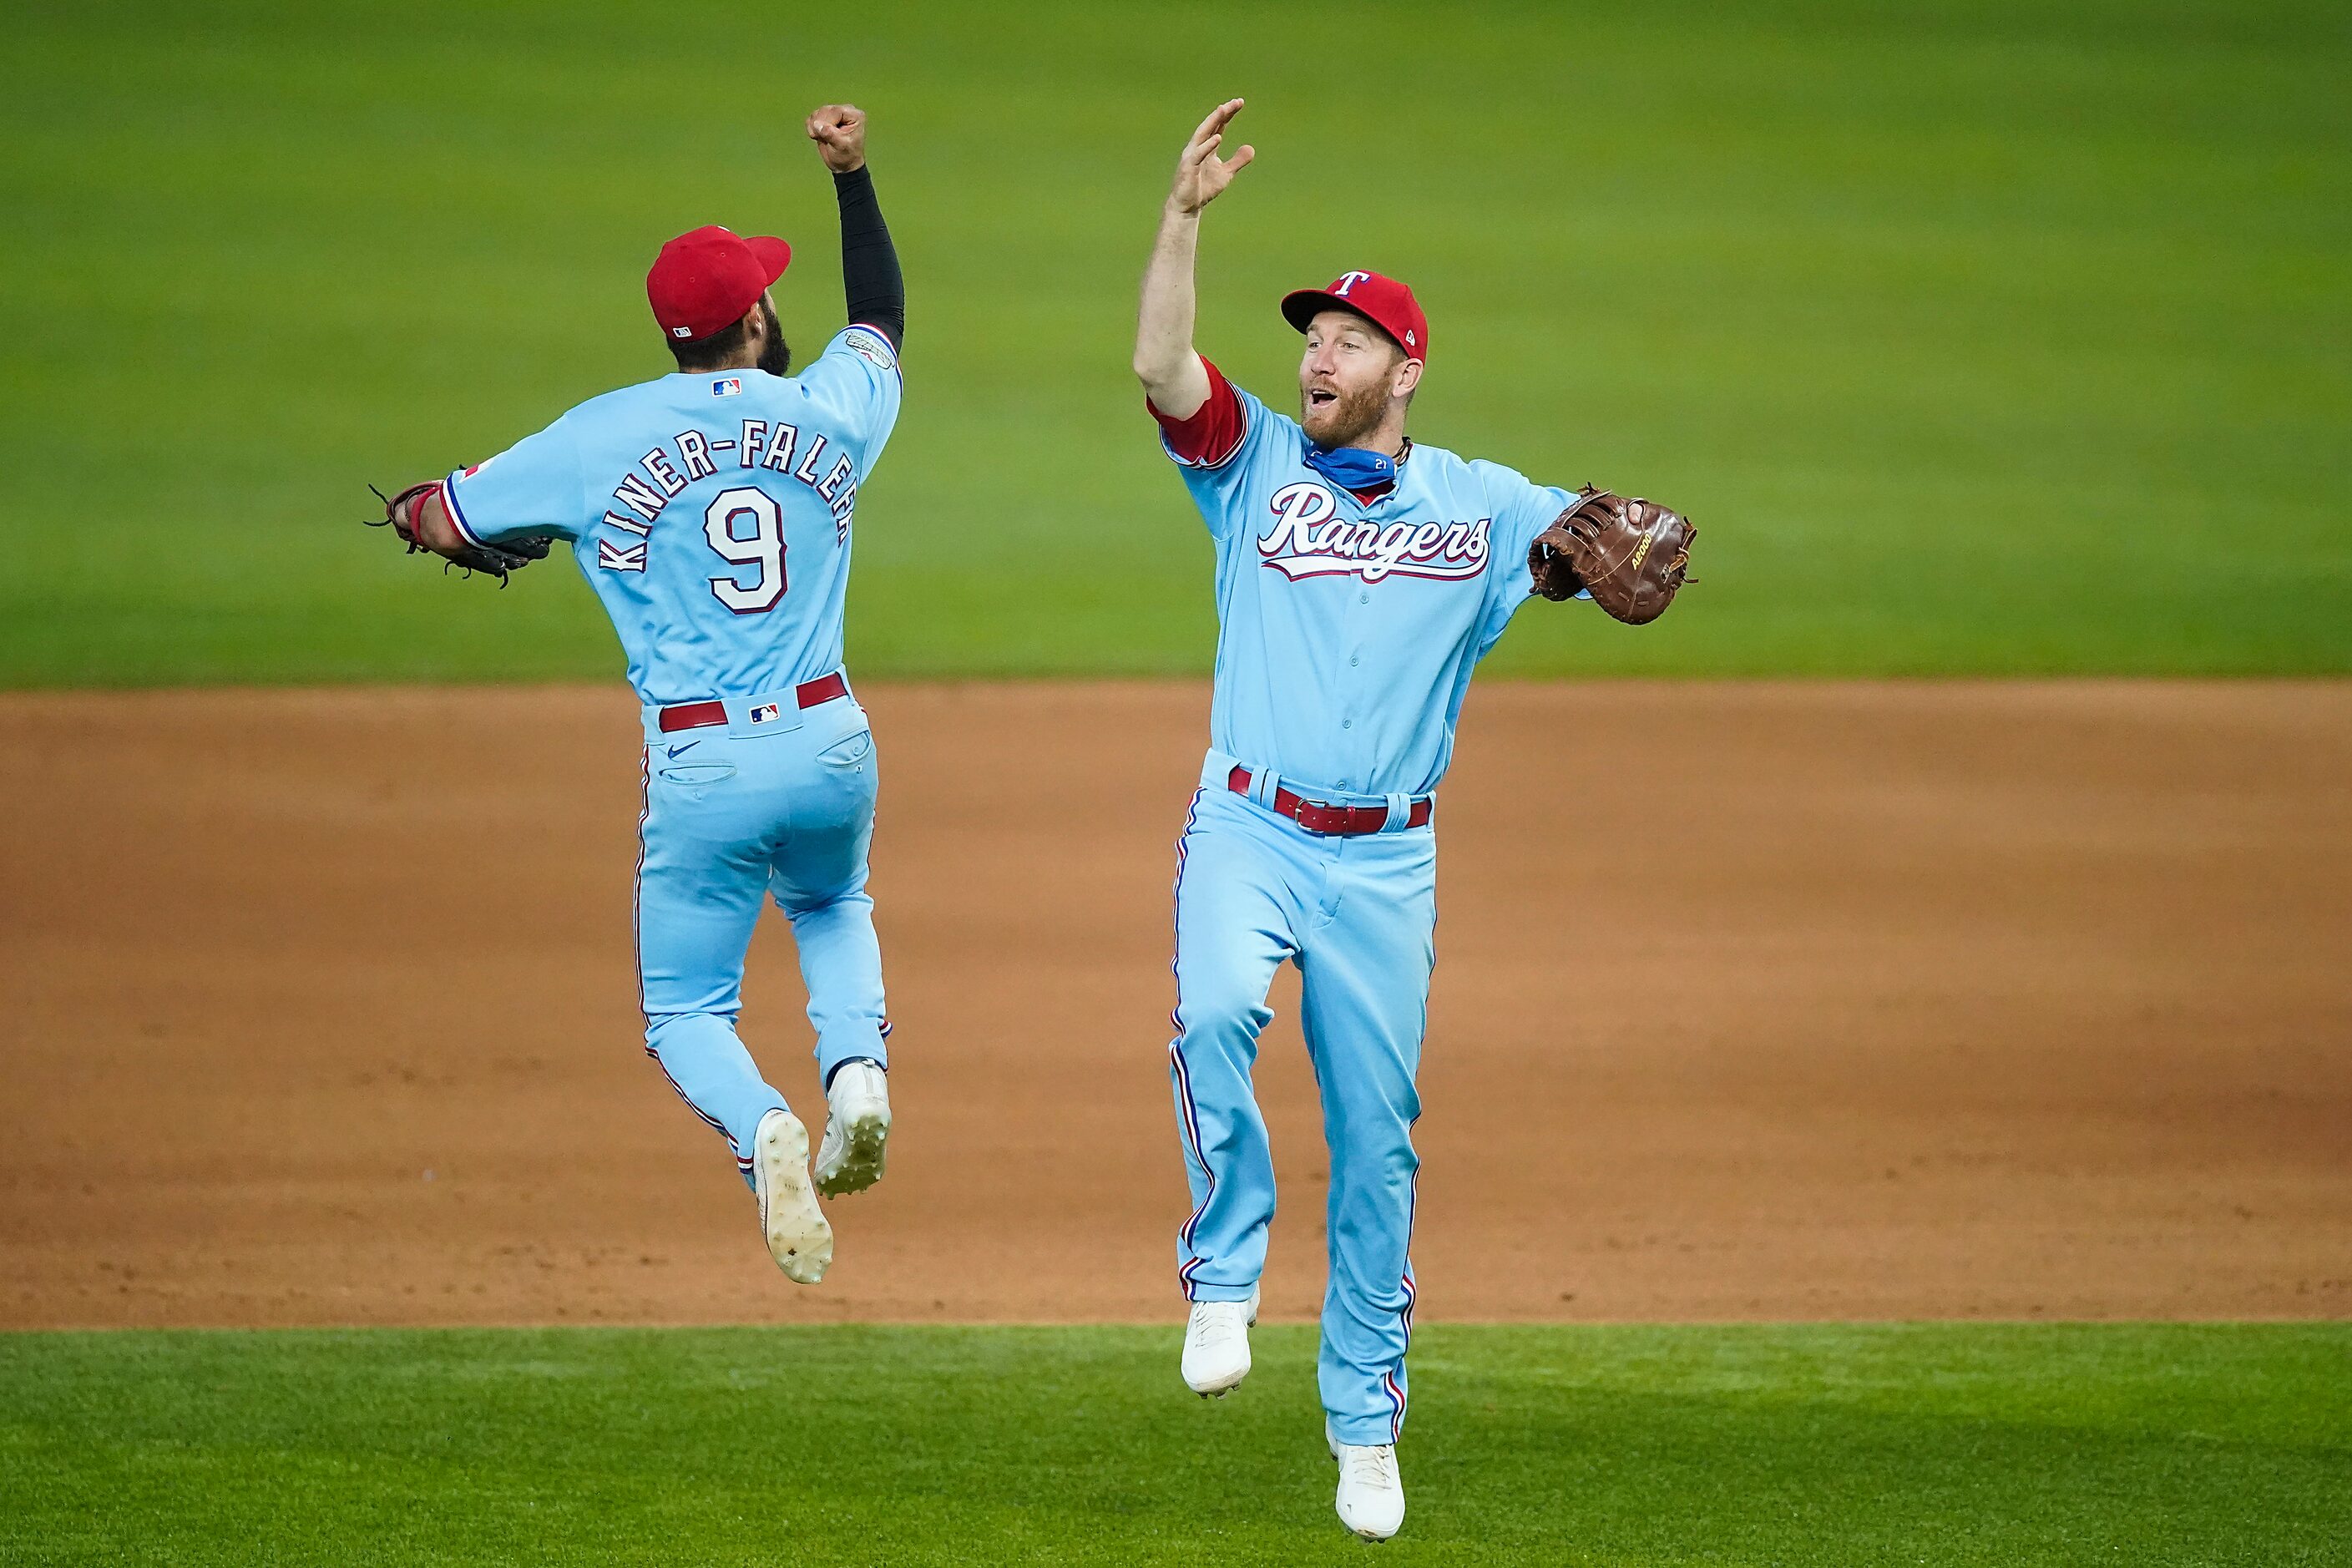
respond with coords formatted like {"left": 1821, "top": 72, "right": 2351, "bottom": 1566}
{"left": 839, "top": 324, "right": 901, "bottom": 379}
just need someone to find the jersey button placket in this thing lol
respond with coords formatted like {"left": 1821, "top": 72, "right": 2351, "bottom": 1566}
{"left": 1339, "top": 574, "right": 1373, "bottom": 771}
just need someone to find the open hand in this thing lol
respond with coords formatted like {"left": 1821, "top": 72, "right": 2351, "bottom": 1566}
{"left": 807, "top": 104, "right": 867, "bottom": 173}
{"left": 1169, "top": 99, "right": 1254, "bottom": 215}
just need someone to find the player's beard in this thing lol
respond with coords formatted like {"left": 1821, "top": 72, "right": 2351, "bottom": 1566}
{"left": 1300, "top": 377, "right": 1389, "bottom": 450}
{"left": 756, "top": 299, "right": 793, "bottom": 377}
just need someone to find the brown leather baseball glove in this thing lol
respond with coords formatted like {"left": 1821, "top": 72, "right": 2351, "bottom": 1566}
{"left": 367, "top": 481, "right": 551, "bottom": 586}
{"left": 1527, "top": 485, "right": 1694, "bottom": 625}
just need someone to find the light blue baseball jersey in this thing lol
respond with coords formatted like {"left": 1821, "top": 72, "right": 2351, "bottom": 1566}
{"left": 1164, "top": 378, "right": 1574, "bottom": 799}
{"left": 443, "top": 324, "right": 902, "bottom": 706}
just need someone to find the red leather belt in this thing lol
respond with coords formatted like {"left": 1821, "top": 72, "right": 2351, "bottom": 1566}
{"left": 1227, "top": 765, "right": 1432, "bottom": 836}
{"left": 657, "top": 672, "right": 849, "bottom": 734}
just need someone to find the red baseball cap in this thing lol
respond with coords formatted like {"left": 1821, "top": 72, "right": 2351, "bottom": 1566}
{"left": 1281, "top": 271, "right": 1429, "bottom": 362}
{"left": 646, "top": 225, "right": 792, "bottom": 344}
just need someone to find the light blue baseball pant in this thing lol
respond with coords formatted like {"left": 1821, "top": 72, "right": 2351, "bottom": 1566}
{"left": 635, "top": 687, "right": 891, "bottom": 1188}
{"left": 1167, "top": 756, "right": 1435, "bottom": 1447}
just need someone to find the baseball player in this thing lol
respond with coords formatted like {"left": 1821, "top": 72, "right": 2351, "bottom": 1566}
{"left": 375, "top": 105, "right": 908, "bottom": 1285}
{"left": 1133, "top": 99, "right": 1691, "bottom": 1540}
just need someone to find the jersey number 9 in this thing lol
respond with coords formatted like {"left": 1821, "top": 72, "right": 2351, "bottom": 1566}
{"left": 704, "top": 487, "right": 787, "bottom": 614}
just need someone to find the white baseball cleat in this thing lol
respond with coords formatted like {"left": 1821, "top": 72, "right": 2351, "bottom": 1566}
{"left": 1328, "top": 1422, "right": 1406, "bottom": 1542}
{"left": 1181, "top": 1284, "right": 1260, "bottom": 1397}
{"left": 752, "top": 1108, "right": 833, "bottom": 1284}
{"left": 814, "top": 1059, "right": 892, "bottom": 1198}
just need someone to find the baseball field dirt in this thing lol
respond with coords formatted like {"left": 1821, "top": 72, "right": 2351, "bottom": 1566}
{"left": 3, "top": 681, "right": 2345, "bottom": 1331}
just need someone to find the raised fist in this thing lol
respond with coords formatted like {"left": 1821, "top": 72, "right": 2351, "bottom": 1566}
{"left": 807, "top": 104, "right": 867, "bottom": 174}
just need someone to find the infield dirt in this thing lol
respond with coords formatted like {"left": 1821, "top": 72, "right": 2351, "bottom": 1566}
{"left": 3, "top": 682, "right": 2346, "bottom": 1329}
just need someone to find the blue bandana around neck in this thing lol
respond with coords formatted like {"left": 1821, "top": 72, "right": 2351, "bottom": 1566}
{"left": 1305, "top": 442, "right": 1401, "bottom": 494}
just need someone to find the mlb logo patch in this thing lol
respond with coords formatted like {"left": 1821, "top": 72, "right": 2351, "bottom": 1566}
{"left": 747, "top": 702, "right": 781, "bottom": 725}
{"left": 712, "top": 377, "right": 741, "bottom": 397}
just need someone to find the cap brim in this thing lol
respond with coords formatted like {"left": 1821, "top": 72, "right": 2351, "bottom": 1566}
{"left": 746, "top": 235, "right": 792, "bottom": 285}
{"left": 1280, "top": 289, "right": 1409, "bottom": 356}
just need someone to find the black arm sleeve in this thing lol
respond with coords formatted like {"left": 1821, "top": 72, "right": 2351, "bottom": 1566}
{"left": 834, "top": 166, "right": 904, "bottom": 352}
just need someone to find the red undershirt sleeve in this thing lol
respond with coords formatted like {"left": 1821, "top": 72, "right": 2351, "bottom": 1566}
{"left": 1147, "top": 357, "right": 1247, "bottom": 468}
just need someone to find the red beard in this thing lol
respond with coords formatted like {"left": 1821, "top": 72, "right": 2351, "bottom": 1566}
{"left": 1301, "top": 377, "right": 1389, "bottom": 448}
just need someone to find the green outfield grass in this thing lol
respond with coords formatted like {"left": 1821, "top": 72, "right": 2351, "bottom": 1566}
{"left": 1, "top": 1323, "right": 2345, "bottom": 1565}
{"left": 2, "top": 0, "right": 2345, "bottom": 685}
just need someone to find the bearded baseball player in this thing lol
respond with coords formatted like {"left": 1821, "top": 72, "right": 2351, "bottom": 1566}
{"left": 1134, "top": 99, "right": 1692, "bottom": 1541}
{"left": 374, "top": 105, "right": 907, "bottom": 1285}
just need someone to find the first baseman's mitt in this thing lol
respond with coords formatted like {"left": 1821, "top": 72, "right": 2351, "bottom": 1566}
{"left": 1528, "top": 486, "right": 1695, "bottom": 625}
{"left": 366, "top": 481, "right": 551, "bottom": 586}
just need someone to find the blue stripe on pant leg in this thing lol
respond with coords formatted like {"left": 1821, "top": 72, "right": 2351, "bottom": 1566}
{"left": 1166, "top": 788, "right": 1299, "bottom": 1303}
{"left": 645, "top": 1013, "right": 787, "bottom": 1184}
{"left": 1168, "top": 1043, "right": 1217, "bottom": 1297}
{"left": 1169, "top": 791, "right": 1217, "bottom": 1297}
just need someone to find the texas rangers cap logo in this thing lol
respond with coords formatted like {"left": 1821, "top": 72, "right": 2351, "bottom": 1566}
{"left": 1279, "top": 270, "right": 1430, "bottom": 362}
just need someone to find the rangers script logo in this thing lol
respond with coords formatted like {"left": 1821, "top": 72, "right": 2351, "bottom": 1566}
{"left": 1257, "top": 481, "right": 1490, "bottom": 583}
